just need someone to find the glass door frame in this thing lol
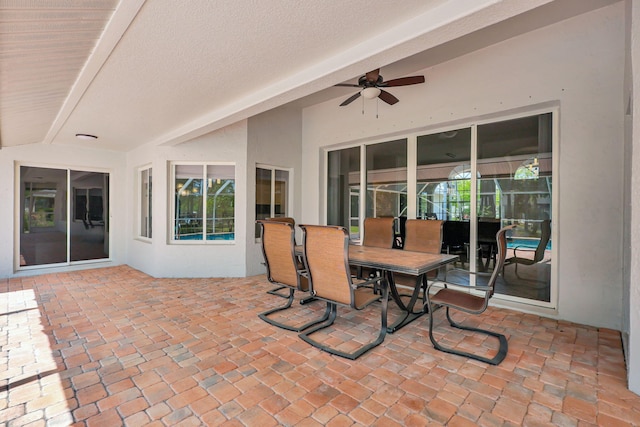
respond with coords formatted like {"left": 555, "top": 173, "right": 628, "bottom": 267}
{"left": 324, "top": 105, "right": 558, "bottom": 310}
{"left": 471, "top": 108, "right": 558, "bottom": 309}
{"left": 15, "top": 162, "right": 112, "bottom": 271}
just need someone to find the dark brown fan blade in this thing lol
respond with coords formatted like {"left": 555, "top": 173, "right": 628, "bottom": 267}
{"left": 382, "top": 75, "right": 425, "bottom": 87}
{"left": 334, "top": 83, "right": 362, "bottom": 87}
{"left": 378, "top": 90, "right": 399, "bottom": 105}
{"left": 340, "top": 92, "right": 361, "bottom": 106}
{"left": 365, "top": 69, "right": 380, "bottom": 83}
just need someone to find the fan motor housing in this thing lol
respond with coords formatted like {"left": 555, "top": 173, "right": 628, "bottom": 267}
{"left": 359, "top": 75, "right": 383, "bottom": 87}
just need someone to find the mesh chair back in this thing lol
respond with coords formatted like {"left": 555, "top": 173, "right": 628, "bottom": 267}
{"left": 266, "top": 217, "right": 295, "bottom": 225}
{"left": 442, "top": 221, "right": 470, "bottom": 248}
{"left": 259, "top": 220, "right": 300, "bottom": 289}
{"left": 534, "top": 219, "right": 551, "bottom": 262}
{"left": 302, "top": 225, "right": 352, "bottom": 305}
{"left": 363, "top": 217, "right": 395, "bottom": 248}
{"left": 488, "top": 225, "right": 515, "bottom": 296}
{"left": 403, "top": 219, "right": 443, "bottom": 253}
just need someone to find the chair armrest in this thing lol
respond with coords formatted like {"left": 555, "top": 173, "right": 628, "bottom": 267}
{"left": 426, "top": 280, "right": 491, "bottom": 294}
{"left": 443, "top": 268, "right": 492, "bottom": 281}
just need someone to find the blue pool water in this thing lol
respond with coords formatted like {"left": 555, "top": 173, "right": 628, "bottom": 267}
{"left": 177, "top": 233, "right": 235, "bottom": 241}
{"left": 507, "top": 238, "right": 551, "bottom": 250}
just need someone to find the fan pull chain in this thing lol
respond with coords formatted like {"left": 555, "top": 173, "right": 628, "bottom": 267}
{"left": 376, "top": 98, "right": 379, "bottom": 119}
{"left": 362, "top": 96, "right": 365, "bottom": 115}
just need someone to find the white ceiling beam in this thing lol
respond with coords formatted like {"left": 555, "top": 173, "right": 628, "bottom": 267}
{"left": 154, "top": 0, "right": 554, "bottom": 147}
{"left": 42, "top": 0, "right": 146, "bottom": 145}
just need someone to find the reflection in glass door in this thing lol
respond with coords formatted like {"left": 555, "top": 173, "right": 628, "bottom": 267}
{"left": 20, "top": 167, "right": 68, "bottom": 266}
{"left": 477, "top": 113, "right": 552, "bottom": 302}
{"left": 327, "top": 147, "right": 361, "bottom": 239}
{"left": 19, "top": 166, "right": 109, "bottom": 267}
{"left": 366, "top": 139, "right": 407, "bottom": 220}
{"left": 417, "top": 128, "right": 472, "bottom": 270}
{"left": 70, "top": 170, "right": 109, "bottom": 262}
{"left": 325, "top": 111, "right": 554, "bottom": 305}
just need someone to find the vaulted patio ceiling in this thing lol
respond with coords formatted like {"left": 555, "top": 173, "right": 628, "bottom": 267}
{"left": 0, "top": 0, "right": 618, "bottom": 152}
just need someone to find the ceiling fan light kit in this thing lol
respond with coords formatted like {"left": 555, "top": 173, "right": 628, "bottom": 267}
{"left": 361, "top": 87, "right": 381, "bottom": 99}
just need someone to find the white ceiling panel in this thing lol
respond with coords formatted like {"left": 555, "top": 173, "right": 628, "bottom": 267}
{"left": 0, "top": 0, "right": 619, "bottom": 151}
{"left": 0, "top": 0, "right": 119, "bottom": 147}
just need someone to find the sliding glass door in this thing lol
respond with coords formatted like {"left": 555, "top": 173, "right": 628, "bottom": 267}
{"left": 366, "top": 139, "right": 407, "bottom": 220}
{"left": 477, "top": 113, "right": 552, "bottom": 301}
{"left": 327, "top": 146, "right": 361, "bottom": 239}
{"left": 19, "top": 166, "right": 109, "bottom": 267}
{"left": 417, "top": 128, "right": 472, "bottom": 269}
{"left": 326, "top": 111, "right": 554, "bottom": 305}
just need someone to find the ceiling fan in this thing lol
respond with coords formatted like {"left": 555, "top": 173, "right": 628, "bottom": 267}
{"left": 335, "top": 68, "right": 425, "bottom": 106}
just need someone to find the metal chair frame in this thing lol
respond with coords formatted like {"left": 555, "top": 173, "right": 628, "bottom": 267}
{"left": 504, "top": 219, "right": 551, "bottom": 278}
{"left": 387, "top": 219, "right": 444, "bottom": 332}
{"left": 425, "top": 224, "right": 516, "bottom": 365}
{"left": 257, "top": 220, "right": 323, "bottom": 332}
{"left": 299, "top": 224, "right": 388, "bottom": 360}
{"left": 356, "top": 216, "right": 396, "bottom": 287}
{"left": 261, "top": 217, "right": 298, "bottom": 298}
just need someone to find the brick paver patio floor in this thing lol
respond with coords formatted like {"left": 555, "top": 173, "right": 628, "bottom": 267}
{"left": 1, "top": 265, "right": 639, "bottom": 426}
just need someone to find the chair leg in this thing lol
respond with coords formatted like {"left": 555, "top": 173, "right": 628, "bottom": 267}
{"left": 300, "top": 296, "right": 317, "bottom": 305}
{"left": 299, "top": 285, "right": 389, "bottom": 360}
{"left": 259, "top": 289, "right": 325, "bottom": 332}
{"left": 427, "top": 306, "right": 508, "bottom": 365}
{"left": 267, "top": 285, "right": 289, "bottom": 298}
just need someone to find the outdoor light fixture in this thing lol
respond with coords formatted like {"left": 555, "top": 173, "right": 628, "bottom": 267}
{"left": 361, "top": 87, "right": 381, "bottom": 99}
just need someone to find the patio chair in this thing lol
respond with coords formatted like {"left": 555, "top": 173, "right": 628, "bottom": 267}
{"left": 390, "top": 219, "right": 444, "bottom": 289}
{"left": 298, "top": 224, "right": 388, "bottom": 359}
{"left": 393, "top": 216, "right": 407, "bottom": 248}
{"left": 442, "top": 221, "right": 470, "bottom": 267}
{"left": 362, "top": 217, "right": 395, "bottom": 248}
{"left": 262, "top": 217, "right": 297, "bottom": 298}
{"left": 477, "top": 220, "right": 501, "bottom": 271}
{"left": 425, "top": 224, "right": 516, "bottom": 365}
{"left": 387, "top": 219, "right": 444, "bottom": 332}
{"left": 266, "top": 216, "right": 295, "bottom": 225}
{"left": 257, "top": 220, "right": 322, "bottom": 332}
{"left": 504, "top": 219, "right": 551, "bottom": 278}
{"left": 356, "top": 216, "right": 395, "bottom": 280}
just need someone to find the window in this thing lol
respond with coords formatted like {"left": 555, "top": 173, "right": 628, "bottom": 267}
{"left": 255, "top": 166, "right": 291, "bottom": 238}
{"left": 171, "top": 163, "right": 235, "bottom": 242}
{"left": 138, "top": 166, "right": 152, "bottom": 239}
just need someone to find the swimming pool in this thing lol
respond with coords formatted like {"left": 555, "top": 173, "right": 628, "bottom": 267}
{"left": 177, "top": 232, "right": 235, "bottom": 241}
{"left": 507, "top": 238, "right": 551, "bottom": 250}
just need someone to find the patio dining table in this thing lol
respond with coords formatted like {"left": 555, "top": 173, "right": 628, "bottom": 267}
{"left": 296, "top": 244, "right": 459, "bottom": 333}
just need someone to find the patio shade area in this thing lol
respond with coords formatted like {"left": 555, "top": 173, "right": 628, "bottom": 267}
{"left": 1, "top": 266, "right": 638, "bottom": 426}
